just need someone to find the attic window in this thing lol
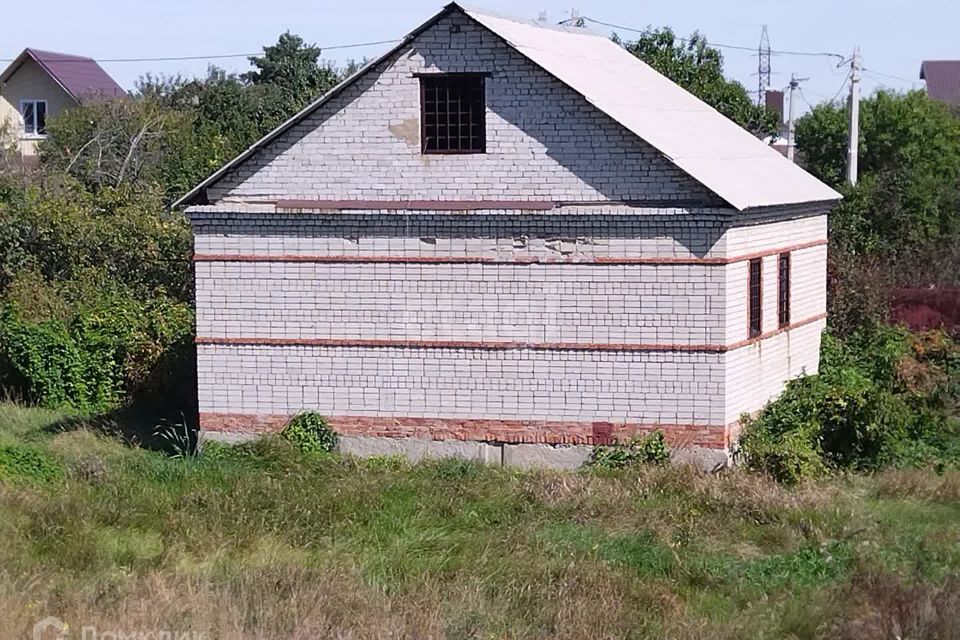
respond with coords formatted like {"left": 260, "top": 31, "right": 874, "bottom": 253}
{"left": 20, "top": 100, "right": 47, "bottom": 136}
{"left": 420, "top": 74, "right": 485, "bottom": 154}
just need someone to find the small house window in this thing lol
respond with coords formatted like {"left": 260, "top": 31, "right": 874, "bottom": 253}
{"left": 778, "top": 252, "right": 791, "bottom": 328}
{"left": 20, "top": 100, "right": 47, "bottom": 136}
{"left": 748, "top": 258, "right": 762, "bottom": 338}
{"left": 420, "top": 74, "right": 485, "bottom": 154}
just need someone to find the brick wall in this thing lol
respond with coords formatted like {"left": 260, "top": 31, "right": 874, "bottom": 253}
{"left": 190, "top": 206, "right": 827, "bottom": 447}
{"left": 205, "top": 11, "right": 718, "bottom": 205}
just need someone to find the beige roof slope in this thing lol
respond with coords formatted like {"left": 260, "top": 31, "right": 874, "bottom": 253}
{"left": 175, "top": 3, "right": 840, "bottom": 210}
{"left": 465, "top": 8, "right": 839, "bottom": 210}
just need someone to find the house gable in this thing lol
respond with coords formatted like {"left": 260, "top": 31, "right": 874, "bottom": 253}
{"left": 199, "top": 8, "right": 719, "bottom": 206}
{"left": 0, "top": 58, "right": 76, "bottom": 143}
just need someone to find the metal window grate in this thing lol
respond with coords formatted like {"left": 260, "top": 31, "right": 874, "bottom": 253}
{"left": 778, "top": 252, "right": 791, "bottom": 328}
{"left": 749, "top": 258, "right": 763, "bottom": 338}
{"left": 420, "top": 74, "right": 485, "bottom": 154}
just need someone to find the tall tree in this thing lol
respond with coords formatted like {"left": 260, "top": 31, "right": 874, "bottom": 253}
{"left": 796, "top": 90, "right": 960, "bottom": 256}
{"left": 619, "top": 28, "right": 780, "bottom": 138}
{"left": 243, "top": 32, "right": 340, "bottom": 118}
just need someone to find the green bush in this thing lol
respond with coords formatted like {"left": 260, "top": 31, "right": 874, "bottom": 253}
{"left": 591, "top": 430, "right": 670, "bottom": 470}
{"left": 0, "top": 288, "right": 193, "bottom": 413}
{"left": 280, "top": 412, "right": 338, "bottom": 454}
{"left": 0, "top": 444, "right": 64, "bottom": 484}
{"left": 740, "top": 326, "right": 960, "bottom": 483}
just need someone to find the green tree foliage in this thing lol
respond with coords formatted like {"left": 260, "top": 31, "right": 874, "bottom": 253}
{"left": 0, "top": 177, "right": 191, "bottom": 299}
{"left": 43, "top": 32, "right": 346, "bottom": 203}
{"left": 620, "top": 28, "right": 780, "bottom": 137}
{"left": 39, "top": 99, "right": 192, "bottom": 195}
{"left": 796, "top": 90, "right": 960, "bottom": 256}
{"left": 242, "top": 32, "right": 341, "bottom": 120}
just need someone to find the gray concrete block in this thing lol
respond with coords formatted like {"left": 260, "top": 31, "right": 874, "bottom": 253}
{"left": 502, "top": 442, "right": 593, "bottom": 470}
{"left": 670, "top": 446, "right": 730, "bottom": 474}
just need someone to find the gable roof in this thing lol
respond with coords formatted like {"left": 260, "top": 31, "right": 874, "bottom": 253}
{"left": 175, "top": 3, "right": 840, "bottom": 211}
{"left": 920, "top": 60, "right": 960, "bottom": 105}
{"left": 0, "top": 48, "right": 125, "bottom": 101}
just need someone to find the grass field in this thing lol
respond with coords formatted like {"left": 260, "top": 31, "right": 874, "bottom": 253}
{"left": 0, "top": 403, "right": 958, "bottom": 639}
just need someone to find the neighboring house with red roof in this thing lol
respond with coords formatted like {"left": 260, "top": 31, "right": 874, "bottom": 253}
{"left": 920, "top": 60, "right": 960, "bottom": 106}
{"left": 0, "top": 48, "right": 125, "bottom": 158}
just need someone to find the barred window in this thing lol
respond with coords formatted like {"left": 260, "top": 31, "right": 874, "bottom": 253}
{"left": 778, "top": 253, "right": 791, "bottom": 328}
{"left": 749, "top": 258, "right": 762, "bottom": 338}
{"left": 420, "top": 74, "right": 486, "bottom": 154}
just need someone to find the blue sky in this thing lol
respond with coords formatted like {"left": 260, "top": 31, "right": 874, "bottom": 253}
{"left": 3, "top": 0, "right": 953, "bottom": 112}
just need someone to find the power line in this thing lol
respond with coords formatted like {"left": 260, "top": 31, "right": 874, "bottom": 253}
{"left": 580, "top": 16, "right": 846, "bottom": 60}
{"left": 861, "top": 68, "right": 915, "bottom": 84}
{"left": 0, "top": 39, "right": 400, "bottom": 64}
{"left": 827, "top": 76, "right": 851, "bottom": 103}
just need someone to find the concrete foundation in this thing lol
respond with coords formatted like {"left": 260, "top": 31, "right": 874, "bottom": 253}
{"left": 202, "top": 431, "right": 729, "bottom": 472}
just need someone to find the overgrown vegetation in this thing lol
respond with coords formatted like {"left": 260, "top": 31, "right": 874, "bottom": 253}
{"left": 591, "top": 430, "right": 669, "bottom": 469}
{"left": 0, "top": 403, "right": 957, "bottom": 638}
{"left": 281, "top": 411, "right": 339, "bottom": 454}
{"left": 741, "top": 325, "right": 960, "bottom": 483}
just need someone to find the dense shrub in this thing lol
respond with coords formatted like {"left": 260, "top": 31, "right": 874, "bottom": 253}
{"left": 592, "top": 431, "right": 670, "bottom": 469}
{"left": 0, "top": 290, "right": 193, "bottom": 413}
{"left": 740, "top": 326, "right": 960, "bottom": 483}
{"left": 280, "top": 412, "right": 338, "bottom": 454}
{"left": 0, "top": 172, "right": 195, "bottom": 414}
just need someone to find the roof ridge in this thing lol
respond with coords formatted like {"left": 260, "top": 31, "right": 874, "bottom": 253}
{"left": 26, "top": 47, "right": 96, "bottom": 61}
{"left": 451, "top": 3, "right": 606, "bottom": 38}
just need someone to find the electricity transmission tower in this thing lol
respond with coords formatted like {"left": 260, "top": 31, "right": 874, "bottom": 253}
{"left": 757, "top": 25, "right": 771, "bottom": 105}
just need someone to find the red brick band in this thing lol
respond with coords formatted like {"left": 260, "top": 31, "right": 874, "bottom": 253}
{"left": 274, "top": 199, "right": 557, "bottom": 211}
{"left": 193, "top": 239, "right": 826, "bottom": 266}
{"left": 268, "top": 199, "right": 717, "bottom": 211}
{"left": 195, "top": 313, "right": 826, "bottom": 353}
{"left": 199, "top": 412, "right": 732, "bottom": 448}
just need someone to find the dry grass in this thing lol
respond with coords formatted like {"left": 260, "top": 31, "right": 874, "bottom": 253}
{"left": 0, "top": 403, "right": 958, "bottom": 639}
{"left": 873, "top": 469, "right": 960, "bottom": 503}
{"left": 827, "top": 572, "right": 960, "bottom": 640}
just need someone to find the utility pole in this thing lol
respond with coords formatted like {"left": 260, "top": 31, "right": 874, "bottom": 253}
{"left": 846, "top": 47, "right": 862, "bottom": 185}
{"left": 785, "top": 74, "right": 807, "bottom": 162}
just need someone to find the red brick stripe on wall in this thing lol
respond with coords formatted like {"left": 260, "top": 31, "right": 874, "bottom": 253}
{"left": 195, "top": 313, "right": 827, "bottom": 353}
{"left": 274, "top": 199, "right": 557, "bottom": 211}
{"left": 198, "top": 413, "right": 731, "bottom": 448}
{"left": 192, "top": 239, "right": 827, "bottom": 266}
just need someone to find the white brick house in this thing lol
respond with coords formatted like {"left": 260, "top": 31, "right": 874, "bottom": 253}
{"left": 176, "top": 4, "right": 840, "bottom": 465}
